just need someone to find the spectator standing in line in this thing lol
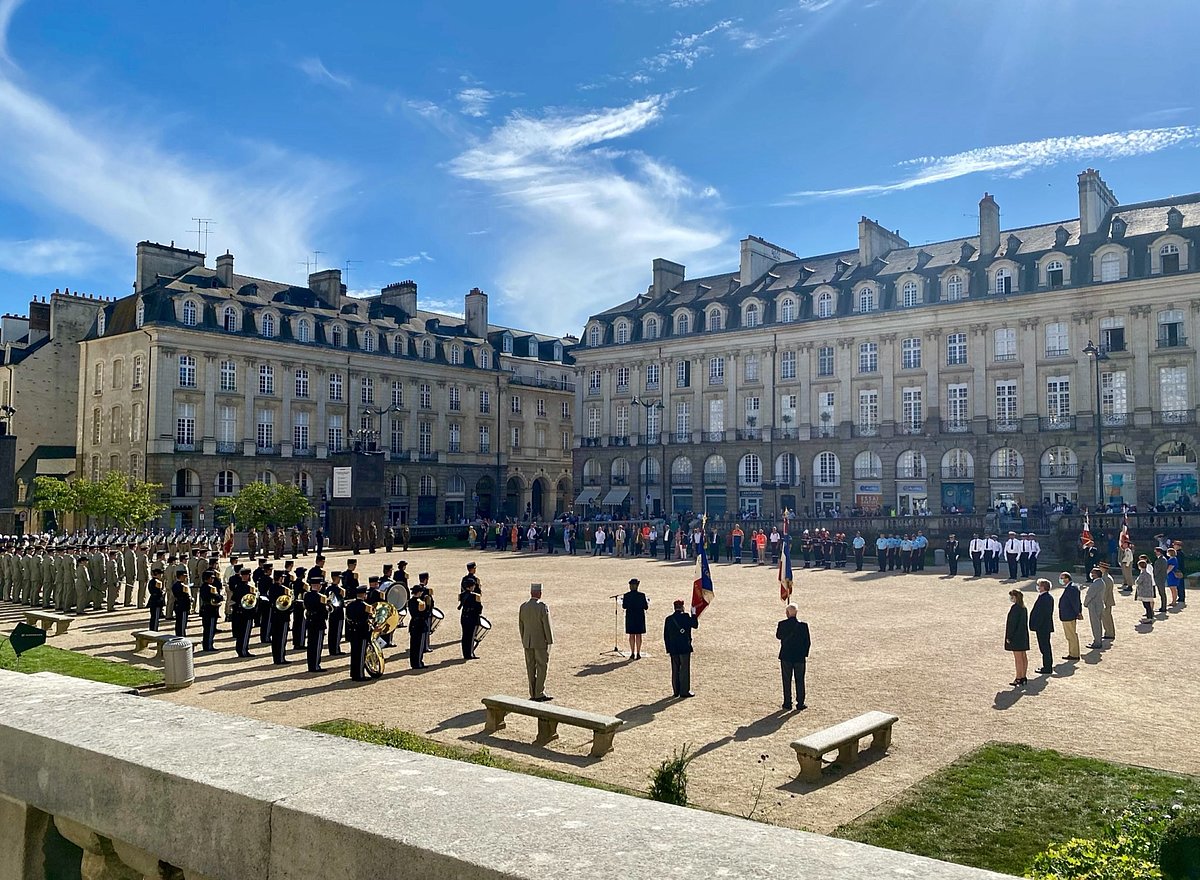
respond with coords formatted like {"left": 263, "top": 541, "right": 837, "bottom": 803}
{"left": 1083, "top": 567, "right": 1106, "bottom": 651}
{"left": 1004, "top": 589, "right": 1029, "bottom": 686}
{"left": 1134, "top": 558, "right": 1158, "bottom": 622}
{"left": 776, "top": 603, "right": 810, "bottom": 711}
{"left": 1028, "top": 578, "right": 1055, "bottom": 674}
{"left": 1057, "top": 571, "right": 1083, "bottom": 660}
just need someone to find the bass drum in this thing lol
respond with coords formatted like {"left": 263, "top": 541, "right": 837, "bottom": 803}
{"left": 473, "top": 615, "right": 491, "bottom": 646}
{"left": 428, "top": 606, "right": 445, "bottom": 634}
{"left": 365, "top": 639, "right": 385, "bottom": 678}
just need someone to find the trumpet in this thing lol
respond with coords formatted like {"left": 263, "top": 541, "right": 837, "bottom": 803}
{"left": 274, "top": 593, "right": 294, "bottom": 612}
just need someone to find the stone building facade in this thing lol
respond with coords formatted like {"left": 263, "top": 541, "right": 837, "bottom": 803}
{"left": 77, "top": 242, "right": 574, "bottom": 529}
{"left": 0, "top": 290, "right": 106, "bottom": 531}
{"left": 572, "top": 170, "right": 1200, "bottom": 519}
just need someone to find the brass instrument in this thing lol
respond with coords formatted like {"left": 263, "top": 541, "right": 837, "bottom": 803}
{"left": 274, "top": 593, "right": 294, "bottom": 612}
{"left": 364, "top": 601, "right": 400, "bottom": 679}
{"left": 239, "top": 592, "right": 257, "bottom": 611}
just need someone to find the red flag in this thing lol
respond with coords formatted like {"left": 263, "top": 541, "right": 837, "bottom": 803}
{"left": 779, "top": 510, "right": 793, "bottom": 602}
{"left": 1081, "top": 513, "right": 1093, "bottom": 547}
{"left": 1119, "top": 514, "right": 1132, "bottom": 551}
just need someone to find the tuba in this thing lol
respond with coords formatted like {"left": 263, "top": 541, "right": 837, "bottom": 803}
{"left": 239, "top": 592, "right": 257, "bottom": 611}
{"left": 274, "top": 592, "right": 294, "bottom": 613}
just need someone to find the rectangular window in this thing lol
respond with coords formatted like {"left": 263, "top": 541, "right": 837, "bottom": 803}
{"left": 780, "top": 351, "right": 796, "bottom": 380}
{"left": 817, "top": 346, "right": 834, "bottom": 377}
{"left": 946, "top": 384, "right": 969, "bottom": 427}
{"left": 675, "top": 401, "right": 690, "bottom": 439}
{"left": 328, "top": 414, "right": 343, "bottom": 452}
{"left": 510, "top": 426, "right": 520, "bottom": 450}
{"left": 995, "top": 381, "right": 1018, "bottom": 428}
{"left": 511, "top": 394, "right": 521, "bottom": 414}
{"left": 479, "top": 389, "right": 491, "bottom": 414}
{"left": 1100, "top": 316, "right": 1125, "bottom": 353}
{"left": 420, "top": 384, "right": 432, "bottom": 409}
{"left": 1046, "top": 376, "right": 1071, "bottom": 420}
{"left": 946, "top": 333, "right": 967, "bottom": 365}
{"left": 536, "top": 397, "right": 546, "bottom": 417}
{"left": 449, "top": 386, "right": 461, "bottom": 412}
{"left": 219, "top": 360, "right": 236, "bottom": 391}
{"left": 562, "top": 430, "right": 571, "bottom": 452}
{"left": 589, "top": 370, "right": 601, "bottom": 393}
{"left": 258, "top": 365, "right": 274, "bottom": 396}
{"left": 561, "top": 400, "right": 570, "bottom": 419}
{"left": 744, "top": 396, "right": 760, "bottom": 427}
{"left": 216, "top": 405, "right": 235, "bottom": 444}
{"left": 675, "top": 360, "right": 690, "bottom": 388}
{"left": 176, "top": 403, "right": 195, "bottom": 446}
{"left": 818, "top": 391, "right": 835, "bottom": 433}
{"left": 294, "top": 370, "right": 309, "bottom": 398}
{"left": 390, "top": 419, "right": 404, "bottom": 454}
{"left": 328, "top": 373, "right": 343, "bottom": 401}
{"left": 255, "top": 409, "right": 273, "bottom": 450}
{"left": 132, "top": 403, "right": 144, "bottom": 442}
{"left": 132, "top": 357, "right": 144, "bottom": 388}
{"left": 744, "top": 355, "right": 759, "bottom": 382}
{"left": 479, "top": 424, "right": 491, "bottom": 453}
{"left": 178, "top": 356, "right": 196, "bottom": 388}
{"left": 994, "top": 328, "right": 1016, "bottom": 360}
{"left": 449, "top": 423, "right": 462, "bottom": 453}
{"left": 391, "top": 381, "right": 404, "bottom": 408}
{"left": 858, "top": 343, "right": 878, "bottom": 374}
{"left": 293, "top": 412, "right": 310, "bottom": 451}
{"left": 1159, "top": 366, "right": 1189, "bottom": 414}
{"left": 419, "top": 421, "right": 432, "bottom": 455}
{"left": 646, "top": 405, "right": 660, "bottom": 438}
{"left": 645, "top": 363, "right": 660, "bottom": 389}
{"left": 858, "top": 389, "right": 878, "bottom": 433}
{"left": 360, "top": 376, "right": 374, "bottom": 404}
{"left": 616, "top": 405, "right": 629, "bottom": 435}
{"left": 708, "top": 357, "right": 725, "bottom": 384}
{"left": 901, "top": 387, "right": 923, "bottom": 431}
{"left": 1100, "top": 370, "right": 1127, "bottom": 421}
{"left": 1045, "top": 322, "right": 1069, "bottom": 357}
{"left": 588, "top": 407, "right": 601, "bottom": 438}
{"left": 535, "top": 426, "right": 546, "bottom": 449}
{"left": 708, "top": 399, "right": 724, "bottom": 433}
{"left": 901, "top": 337, "right": 922, "bottom": 370}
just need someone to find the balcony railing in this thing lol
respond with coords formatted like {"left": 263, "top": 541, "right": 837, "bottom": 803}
{"left": 940, "top": 419, "right": 971, "bottom": 434}
{"left": 814, "top": 425, "right": 836, "bottom": 438}
{"left": 994, "top": 353, "right": 1017, "bottom": 362}
{"left": 641, "top": 474, "right": 660, "bottom": 485}
{"left": 508, "top": 375, "right": 576, "bottom": 392}
{"left": 644, "top": 380, "right": 660, "bottom": 391}
{"left": 587, "top": 386, "right": 601, "bottom": 396}
{"left": 1100, "top": 341, "right": 1126, "bottom": 354}
{"left": 814, "top": 475, "right": 841, "bottom": 487}
{"left": 896, "top": 422, "right": 924, "bottom": 436}
{"left": 1040, "top": 464, "right": 1080, "bottom": 478}
{"left": 708, "top": 376, "right": 724, "bottom": 386}
{"left": 989, "top": 418, "right": 1022, "bottom": 433}
{"left": 615, "top": 384, "right": 629, "bottom": 394}
{"left": 896, "top": 467, "right": 926, "bottom": 479}
{"left": 256, "top": 444, "right": 278, "bottom": 455}
{"left": 580, "top": 436, "right": 601, "bottom": 447}
{"left": 1044, "top": 347, "right": 1070, "bottom": 358}
{"left": 1039, "top": 416, "right": 1075, "bottom": 431}
{"left": 736, "top": 428, "right": 761, "bottom": 441}
{"left": 669, "top": 432, "right": 691, "bottom": 444}
{"left": 989, "top": 466, "right": 1025, "bottom": 479}
{"left": 174, "top": 442, "right": 195, "bottom": 452}
{"left": 704, "top": 472, "right": 726, "bottom": 485}
{"left": 775, "top": 427, "right": 799, "bottom": 440}
{"left": 609, "top": 435, "right": 631, "bottom": 447}
{"left": 1100, "top": 412, "right": 1131, "bottom": 428}
{"left": 1154, "top": 409, "right": 1196, "bottom": 425}
{"left": 448, "top": 443, "right": 462, "bottom": 454}
{"left": 611, "top": 476, "right": 628, "bottom": 486}
{"left": 941, "top": 467, "right": 975, "bottom": 480}
{"left": 216, "top": 441, "right": 240, "bottom": 454}
{"left": 293, "top": 447, "right": 315, "bottom": 457}
{"left": 853, "top": 467, "right": 882, "bottom": 479}
{"left": 702, "top": 431, "right": 724, "bottom": 443}
{"left": 853, "top": 423, "right": 879, "bottom": 438}
{"left": 418, "top": 452, "right": 439, "bottom": 462}
{"left": 636, "top": 432, "right": 662, "bottom": 445}
{"left": 1157, "top": 334, "right": 1188, "bottom": 349}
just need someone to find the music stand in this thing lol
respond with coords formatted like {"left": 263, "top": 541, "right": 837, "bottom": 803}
{"left": 603, "top": 594, "right": 626, "bottom": 657}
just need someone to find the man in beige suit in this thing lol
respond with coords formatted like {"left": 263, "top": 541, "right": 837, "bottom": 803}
{"left": 1098, "top": 561, "right": 1117, "bottom": 641}
{"left": 518, "top": 583, "right": 554, "bottom": 702}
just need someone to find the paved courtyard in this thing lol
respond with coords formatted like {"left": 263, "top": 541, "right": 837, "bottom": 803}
{"left": 8, "top": 546, "right": 1198, "bottom": 833}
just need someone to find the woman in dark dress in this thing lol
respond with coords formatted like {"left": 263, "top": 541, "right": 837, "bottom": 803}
{"left": 622, "top": 578, "right": 650, "bottom": 659}
{"left": 1004, "top": 589, "right": 1030, "bottom": 687}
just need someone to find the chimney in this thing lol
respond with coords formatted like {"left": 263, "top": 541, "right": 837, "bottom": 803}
{"left": 651, "top": 258, "right": 685, "bottom": 299}
{"left": 739, "top": 236, "right": 796, "bottom": 286}
{"left": 1078, "top": 168, "right": 1118, "bottom": 237}
{"left": 216, "top": 251, "right": 234, "bottom": 287}
{"left": 135, "top": 241, "right": 205, "bottom": 293}
{"left": 857, "top": 216, "right": 909, "bottom": 265}
{"left": 380, "top": 280, "right": 418, "bottom": 317}
{"left": 308, "top": 268, "right": 344, "bottom": 305}
{"left": 465, "top": 287, "right": 488, "bottom": 338}
{"left": 978, "top": 193, "right": 1001, "bottom": 255}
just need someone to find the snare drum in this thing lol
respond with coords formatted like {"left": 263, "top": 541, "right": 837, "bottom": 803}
{"left": 429, "top": 606, "right": 445, "bottom": 634}
{"left": 473, "top": 615, "right": 492, "bottom": 646}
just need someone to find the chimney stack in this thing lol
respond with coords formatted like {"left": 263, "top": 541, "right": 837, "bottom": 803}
{"left": 739, "top": 236, "right": 796, "bottom": 286}
{"left": 216, "top": 251, "right": 234, "bottom": 287}
{"left": 1078, "top": 168, "right": 1118, "bottom": 236}
{"left": 979, "top": 194, "right": 1001, "bottom": 255}
{"left": 135, "top": 241, "right": 205, "bottom": 293}
{"left": 308, "top": 269, "right": 344, "bottom": 305}
{"left": 857, "top": 217, "right": 909, "bottom": 265}
{"left": 651, "top": 258, "right": 685, "bottom": 299}
{"left": 380, "top": 280, "right": 418, "bottom": 317}
{"left": 465, "top": 287, "right": 488, "bottom": 339}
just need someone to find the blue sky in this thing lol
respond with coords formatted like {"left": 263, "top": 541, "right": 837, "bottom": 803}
{"left": 0, "top": 0, "right": 1197, "bottom": 334}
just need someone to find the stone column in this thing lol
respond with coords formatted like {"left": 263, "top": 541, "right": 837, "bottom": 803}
{"left": 1019, "top": 318, "right": 1040, "bottom": 419}
{"left": 1129, "top": 304, "right": 1153, "bottom": 412}
{"left": 242, "top": 357, "right": 256, "bottom": 456}
{"left": 879, "top": 333, "right": 897, "bottom": 426}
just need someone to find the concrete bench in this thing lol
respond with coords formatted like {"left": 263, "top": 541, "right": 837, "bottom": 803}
{"left": 132, "top": 630, "right": 175, "bottom": 658}
{"left": 790, "top": 711, "right": 898, "bottom": 782}
{"left": 22, "top": 610, "right": 74, "bottom": 637}
{"left": 482, "top": 694, "right": 623, "bottom": 757}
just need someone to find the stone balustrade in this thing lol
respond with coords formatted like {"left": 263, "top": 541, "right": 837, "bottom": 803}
{"left": 0, "top": 669, "right": 1016, "bottom": 880}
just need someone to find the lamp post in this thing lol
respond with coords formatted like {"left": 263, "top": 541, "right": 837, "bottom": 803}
{"left": 632, "top": 396, "right": 664, "bottom": 518}
{"left": 1083, "top": 340, "right": 1109, "bottom": 511}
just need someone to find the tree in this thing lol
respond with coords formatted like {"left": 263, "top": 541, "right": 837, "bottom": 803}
{"left": 31, "top": 476, "right": 78, "bottom": 529}
{"left": 215, "top": 482, "right": 314, "bottom": 529}
{"left": 32, "top": 473, "right": 165, "bottom": 531}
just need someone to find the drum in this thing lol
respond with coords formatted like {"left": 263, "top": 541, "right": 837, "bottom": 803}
{"left": 429, "top": 606, "right": 445, "bottom": 634}
{"left": 473, "top": 615, "right": 491, "bottom": 646}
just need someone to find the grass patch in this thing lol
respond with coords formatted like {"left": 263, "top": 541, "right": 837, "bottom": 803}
{"left": 308, "top": 718, "right": 639, "bottom": 797}
{"left": 0, "top": 639, "right": 162, "bottom": 688}
{"left": 835, "top": 743, "right": 1200, "bottom": 876}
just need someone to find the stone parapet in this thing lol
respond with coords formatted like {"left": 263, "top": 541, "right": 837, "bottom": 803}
{"left": 0, "top": 669, "right": 1016, "bottom": 880}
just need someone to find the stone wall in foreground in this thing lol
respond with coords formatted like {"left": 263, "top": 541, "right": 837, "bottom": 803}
{"left": 0, "top": 669, "right": 1016, "bottom": 880}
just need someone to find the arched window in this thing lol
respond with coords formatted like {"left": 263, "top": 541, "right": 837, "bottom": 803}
{"left": 422, "top": 339, "right": 433, "bottom": 359}
{"left": 703, "top": 454, "right": 726, "bottom": 484}
{"left": 331, "top": 325, "right": 344, "bottom": 347}
{"left": 420, "top": 474, "right": 436, "bottom": 496}
{"left": 901, "top": 280, "right": 919, "bottom": 307}
{"left": 256, "top": 470, "right": 276, "bottom": 486}
{"left": 262, "top": 313, "right": 277, "bottom": 338}
{"left": 707, "top": 309, "right": 723, "bottom": 332}
{"left": 615, "top": 322, "right": 630, "bottom": 344}
{"left": 295, "top": 471, "right": 312, "bottom": 496}
{"left": 990, "top": 447, "right": 1023, "bottom": 479}
{"left": 854, "top": 450, "right": 881, "bottom": 478}
{"left": 611, "top": 457, "right": 630, "bottom": 483}
{"left": 941, "top": 448, "right": 973, "bottom": 478}
{"left": 295, "top": 318, "right": 310, "bottom": 343}
{"left": 450, "top": 345, "right": 461, "bottom": 365}
{"left": 897, "top": 449, "right": 926, "bottom": 478}
{"left": 389, "top": 474, "right": 409, "bottom": 496}
{"left": 97, "top": 311, "right": 106, "bottom": 335}
{"left": 1160, "top": 242, "right": 1181, "bottom": 274}
{"left": 814, "top": 451, "right": 840, "bottom": 485}
{"left": 779, "top": 298, "right": 796, "bottom": 323}
{"left": 671, "top": 456, "right": 692, "bottom": 484}
{"left": 645, "top": 317, "right": 659, "bottom": 340}
{"left": 362, "top": 329, "right": 376, "bottom": 352}
{"left": 743, "top": 303, "right": 760, "bottom": 327}
{"left": 945, "top": 274, "right": 964, "bottom": 301}
{"left": 182, "top": 300, "right": 197, "bottom": 326}
{"left": 215, "top": 470, "right": 239, "bottom": 496}
{"left": 1100, "top": 252, "right": 1120, "bottom": 282}
{"left": 479, "top": 349, "right": 491, "bottom": 369}
{"left": 774, "top": 453, "right": 800, "bottom": 485}
{"left": 816, "top": 291, "right": 834, "bottom": 318}
{"left": 738, "top": 454, "right": 762, "bottom": 486}
{"left": 1046, "top": 259, "right": 1064, "bottom": 288}
{"left": 135, "top": 300, "right": 145, "bottom": 328}
{"left": 588, "top": 325, "right": 600, "bottom": 347}
{"left": 994, "top": 267, "right": 1012, "bottom": 295}
{"left": 857, "top": 287, "right": 875, "bottom": 313}
{"left": 676, "top": 313, "right": 690, "bottom": 335}
{"left": 223, "top": 306, "right": 238, "bottom": 332}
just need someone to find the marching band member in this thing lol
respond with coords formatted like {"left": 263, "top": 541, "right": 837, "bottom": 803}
{"left": 267, "top": 570, "right": 291, "bottom": 665}
{"left": 345, "top": 584, "right": 371, "bottom": 681}
{"left": 147, "top": 565, "right": 165, "bottom": 631}
{"left": 171, "top": 566, "right": 192, "bottom": 637}
{"left": 458, "top": 562, "right": 483, "bottom": 660}
{"left": 198, "top": 570, "right": 222, "bottom": 652}
{"left": 303, "top": 572, "right": 329, "bottom": 673}
{"left": 326, "top": 570, "right": 346, "bottom": 656}
{"left": 230, "top": 567, "right": 256, "bottom": 657}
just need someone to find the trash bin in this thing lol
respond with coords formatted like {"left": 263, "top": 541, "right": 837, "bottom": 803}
{"left": 934, "top": 548, "right": 945, "bottom": 567}
{"left": 162, "top": 637, "right": 195, "bottom": 688}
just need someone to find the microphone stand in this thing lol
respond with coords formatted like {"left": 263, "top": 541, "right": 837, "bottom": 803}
{"left": 602, "top": 594, "right": 626, "bottom": 657}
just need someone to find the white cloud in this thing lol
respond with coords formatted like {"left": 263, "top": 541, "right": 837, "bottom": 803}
{"left": 0, "top": 3, "right": 345, "bottom": 284}
{"left": 298, "top": 56, "right": 352, "bottom": 89}
{"left": 389, "top": 252, "right": 435, "bottom": 267}
{"left": 0, "top": 237, "right": 102, "bottom": 275}
{"left": 449, "top": 95, "right": 726, "bottom": 332}
{"left": 793, "top": 127, "right": 1200, "bottom": 199}
{"left": 796, "top": 0, "right": 837, "bottom": 11}
{"left": 645, "top": 19, "right": 734, "bottom": 70}
{"left": 0, "top": 0, "right": 21, "bottom": 64}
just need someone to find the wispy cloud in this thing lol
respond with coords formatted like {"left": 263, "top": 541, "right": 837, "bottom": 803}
{"left": 0, "top": 237, "right": 102, "bottom": 275}
{"left": 449, "top": 95, "right": 725, "bottom": 332}
{"left": 298, "top": 56, "right": 352, "bottom": 89}
{"left": 0, "top": 0, "right": 345, "bottom": 283}
{"left": 0, "top": 0, "right": 20, "bottom": 64}
{"left": 645, "top": 19, "right": 734, "bottom": 71}
{"left": 793, "top": 127, "right": 1200, "bottom": 199}
{"left": 389, "top": 252, "right": 434, "bottom": 267}
{"left": 457, "top": 87, "right": 498, "bottom": 117}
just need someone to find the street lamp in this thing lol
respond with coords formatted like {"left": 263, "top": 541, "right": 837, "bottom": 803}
{"left": 1083, "top": 340, "right": 1109, "bottom": 512}
{"left": 632, "top": 396, "right": 664, "bottom": 518}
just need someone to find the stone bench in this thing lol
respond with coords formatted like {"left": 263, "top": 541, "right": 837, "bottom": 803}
{"left": 482, "top": 694, "right": 623, "bottom": 757}
{"left": 131, "top": 630, "right": 175, "bottom": 658}
{"left": 790, "top": 711, "right": 898, "bottom": 782}
{"left": 22, "top": 610, "right": 74, "bottom": 637}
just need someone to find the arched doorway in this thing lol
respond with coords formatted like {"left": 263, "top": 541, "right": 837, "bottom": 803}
{"left": 474, "top": 476, "right": 495, "bottom": 519}
{"left": 556, "top": 477, "right": 572, "bottom": 516}
{"left": 531, "top": 478, "right": 547, "bottom": 520}
{"left": 1154, "top": 441, "right": 1197, "bottom": 508}
{"left": 505, "top": 476, "right": 523, "bottom": 519}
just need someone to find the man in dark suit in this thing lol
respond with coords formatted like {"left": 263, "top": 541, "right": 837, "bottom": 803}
{"left": 663, "top": 599, "right": 698, "bottom": 698}
{"left": 945, "top": 534, "right": 960, "bottom": 577}
{"left": 776, "top": 603, "right": 811, "bottom": 711}
{"left": 1029, "top": 577, "right": 1056, "bottom": 673}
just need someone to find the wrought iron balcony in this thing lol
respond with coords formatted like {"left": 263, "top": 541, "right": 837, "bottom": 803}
{"left": 994, "top": 353, "right": 1017, "bottom": 362}
{"left": 1039, "top": 416, "right": 1075, "bottom": 432}
{"left": 1156, "top": 334, "right": 1188, "bottom": 349}
{"left": 896, "top": 422, "right": 924, "bottom": 436}
{"left": 609, "top": 435, "right": 631, "bottom": 447}
{"left": 775, "top": 427, "right": 799, "bottom": 440}
{"left": 1153, "top": 410, "right": 1196, "bottom": 425}
{"left": 1101, "top": 412, "right": 1131, "bottom": 428}
{"left": 989, "top": 418, "right": 1022, "bottom": 433}
{"left": 580, "top": 436, "right": 602, "bottom": 447}
{"left": 989, "top": 466, "right": 1024, "bottom": 479}
{"left": 940, "top": 419, "right": 971, "bottom": 434}
{"left": 852, "top": 423, "right": 878, "bottom": 438}
{"left": 215, "top": 441, "right": 240, "bottom": 454}
{"left": 701, "top": 431, "right": 725, "bottom": 443}
{"left": 735, "top": 428, "right": 761, "bottom": 441}
{"left": 853, "top": 467, "right": 882, "bottom": 479}
{"left": 1040, "top": 464, "right": 1079, "bottom": 478}
{"left": 1044, "top": 348, "right": 1071, "bottom": 358}
{"left": 941, "top": 466, "right": 975, "bottom": 480}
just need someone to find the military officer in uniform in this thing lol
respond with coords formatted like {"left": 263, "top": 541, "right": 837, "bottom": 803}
{"left": 458, "top": 562, "right": 483, "bottom": 660}
{"left": 135, "top": 544, "right": 151, "bottom": 608}
{"left": 345, "top": 584, "right": 372, "bottom": 681}
{"left": 171, "top": 567, "right": 192, "bottom": 637}
{"left": 326, "top": 570, "right": 346, "bottom": 656}
{"left": 267, "top": 571, "right": 291, "bottom": 665}
{"left": 147, "top": 565, "right": 166, "bottom": 630}
{"left": 303, "top": 572, "right": 329, "bottom": 673}
{"left": 122, "top": 543, "right": 137, "bottom": 607}
{"left": 663, "top": 598, "right": 698, "bottom": 699}
{"left": 229, "top": 567, "right": 256, "bottom": 656}
{"left": 74, "top": 555, "right": 92, "bottom": 615}
{"left": 946, "top": 534, "right": 961, "bottom": 577}
{"left": 198, "top": 569, "right": 223, "bottom": 652}
{"left": 407, "top": 580, "right": 433, "bottom": 669}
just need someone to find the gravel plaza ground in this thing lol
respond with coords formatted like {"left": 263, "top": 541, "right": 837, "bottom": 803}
{"left": 7, "top": 545, "right": 1198, "bottom": 834}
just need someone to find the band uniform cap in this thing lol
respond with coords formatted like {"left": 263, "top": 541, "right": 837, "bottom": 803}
{"left": 176, "top": 567, "right": 188, "bottom": 575}
{"left": 673, "top": 598, "right": 685, "bottom": 607}
{"left": 354, "top": 585, "right": 368, "bottom": 594}
{"left": 629, "top": 578, "right": 640, "bottom": 586}
{"left": 467, "top": 561, "right": 476, "bottom": 569}
{"left": 347, "top": 558, "right": 358, "bottom": 565}
{"left": 306, "top": 572, "right": 324, "bottom": 584}
{"left": 368, "top": 576, "right": 380, "bottom": 583}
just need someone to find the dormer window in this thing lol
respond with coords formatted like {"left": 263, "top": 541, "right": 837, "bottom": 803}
{"left": 182, "top": 300, "right": 197, "bottom": 327}
{"left": 331, "top": 325, "right": 344, "bottom": 347}
{"left": 422, "top": 338, "right": 434, "bottom": 359}
{"left": 743, "top": 303, "right": 760, "bottom": 328}
{"left": 527, "top": 338, "right": 538, "bottom": 357}
{"left": 135, "top": 300, "right": 145, "bottom": 329}
{"left": 502, "top": 334, "right": 513, "bottom": 354}
{"left": 480, "top": 349, "right": 491, "bottom": 369}
{"left": 816, "top": 291, "right": 834, "bottom": 318}
{"left": 362, "top": 329, "right": 376, "bottom": 352}
{"left": 1161, "top": 243, "right": 1181, "bottom": 274}
{"left": 856, "top": 287, "right": 875, "bottom": 313}
{"left": 296, "top": 318, "right": 311, "bottom": 343}
{"left": 779, "top": 297, "right": 796, "bottom": 323}
{"left": 676, "top": 313, "right": 690, "bottom": 335}
{"left": 615, "top": 321, "right": 630, "bottom": 344}
{"left": 450, "top": 345, "right": 461, "bottom": 365}
{"left": 1047, "top": 260, "right": 1064, "bottom": 288}
{"left": 1100, "top": 252, "right": 1120, "bottom": 283}
{"left": 97, "top": 312, "right": 106, "bottom": 335}
{"left": 994, "top": 267, "right": 1012, "bottom": 295}
{"left": 706, "top": 308, "right": 723, "bottom": 331}
{"left": 552, "top": 342, "right": 563, "bottom": 361}
{"left": 587, "top": 325, "right": 600, "bottom": 347}
{"left": 945, "top": 274, "right": 964, "bottom": 301}
{"left": 261, "top": 313, "right": 276, "bottom": 338}
{"left": 644, "top": 317, "right": 659, "bottom": 340}
{"left": 223, "top": 306, "right": 238, "bottom": 332}
{"left": 901, "top": 280, "right": 919, "bottom": 307}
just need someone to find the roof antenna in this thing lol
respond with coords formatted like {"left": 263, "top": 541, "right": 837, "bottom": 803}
{"left": 344, "top": 259, "right": 361, "bottom": 289}
{"left": 190, "top": 218, "right": 215, "bottom": 255}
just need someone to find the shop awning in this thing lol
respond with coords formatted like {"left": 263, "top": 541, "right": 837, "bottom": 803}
{"left": 574, "top": 487, "right": 601, "bottom": 505}
{"left": 602, "top": 487, "right": 630, "bottom": 506}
